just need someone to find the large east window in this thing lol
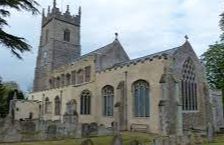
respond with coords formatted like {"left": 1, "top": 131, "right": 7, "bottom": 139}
{"left": 181, "top": 58, "right": 198, "bottom": 111}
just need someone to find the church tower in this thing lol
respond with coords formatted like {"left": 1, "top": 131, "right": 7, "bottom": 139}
{"left": 33, "top": 0, "right": 81, "bottom": 92}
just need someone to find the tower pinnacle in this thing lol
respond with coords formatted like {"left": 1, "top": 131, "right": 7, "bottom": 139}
{"left": 66, "top": 5, "right": 70, "bottom": 13}
{"left": 53, "top": 0, "right": 56, "bottom": 8}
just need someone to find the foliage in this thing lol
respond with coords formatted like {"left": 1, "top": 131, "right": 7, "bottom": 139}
{"left": 202, "top": 11, "right": 224, "bottom": 101}
{"left": 0, "top": 83, "right": 24, "bottom": 118}
{"left": 201, "top": 43, "right": 224, "bottom": 90}
{"left": 0, "top": 0, "right": 39, "bottom": 59}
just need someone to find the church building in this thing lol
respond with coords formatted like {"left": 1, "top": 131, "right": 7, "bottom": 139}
{"left": 24, "top": 0, "right": 212, "bottom": 135}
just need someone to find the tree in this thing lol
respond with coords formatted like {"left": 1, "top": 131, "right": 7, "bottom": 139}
{"left": 201, "top": 43, "right": 224, "bottom": 91}
{"left": 0, "top": 0, "right": 39, "bottom": 59}
{"left": 0, "top": 80, "right": 25, "bottom": 118}
{"left": 202, "top": 12, "right": 224, "bottom": 105}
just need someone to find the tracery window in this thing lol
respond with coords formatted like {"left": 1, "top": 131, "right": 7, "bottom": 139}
{"left": 181, "top": 58, "right": 198, "bottom": 111}
{"left": 54, "top": 96, "right": 61, "bottom": 115}
{"left": 133, "top": 80, "right": 150, "bottom": 117}
{"left": 102, "top": 85, "right": 114, "bottom": 116}
{"left": 45, "top": 97, "right": 51, "bottom": 114}
{"left": 64, "top": 29, "right": 70, "bottom": 42}
{"left": 80, "top": 90, "right": 91, "bottom": 115}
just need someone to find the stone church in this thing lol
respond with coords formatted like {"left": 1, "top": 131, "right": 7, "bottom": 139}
{"left": 19, "top": 0, "right": 214, "bottom": 135}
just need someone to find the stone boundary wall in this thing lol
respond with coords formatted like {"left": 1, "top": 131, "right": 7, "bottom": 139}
{"left": 0, "top": 116, "right": 114, "bottom": 143}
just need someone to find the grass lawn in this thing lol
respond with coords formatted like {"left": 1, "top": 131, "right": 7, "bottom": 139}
{"left": 204, "top": 134, "right": 224, "bottom": 145}
{"left": 0, "top": 132, "right": 224, "bottom": 145}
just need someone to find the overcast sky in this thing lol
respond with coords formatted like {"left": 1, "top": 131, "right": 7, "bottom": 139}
{"left": 0, "top": 0, "right": 223, "bottom": 92}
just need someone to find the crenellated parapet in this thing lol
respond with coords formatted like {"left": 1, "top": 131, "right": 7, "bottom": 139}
{"left": 42, "top": 1, "right": 81, "bottom": 27}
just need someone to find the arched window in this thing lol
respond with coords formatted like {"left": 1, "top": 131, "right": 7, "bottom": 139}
{"left": 181, "top": 58, "right": 197, "bottom": 111}
{"left": 133, "top": 80, "right": 150, "bottom": 117}
{"left": 66, "top": 73, "right": 71, "bottom": 86}
{"left": 61, "top": 74, "right": 65, "bottom": 86}
{"left": 77, "top": 69, "right": 84, "bottom": 84}
{"left": 56, "top": 77, "right": 60, "bottom": 88}
{"left": 102, "top": 85, "right": 114, "bottom": 116}
{"left": 64, "top": 29, "right": 70, "bottom": 42}
{"left": 45, "top": 97, "right": 51, "bottom": 114}
{"left": 71, "top": 71, "right": 76, "bottom": 84}
{"left": 80, "top": 90, "right": 91, "bottom": 115}
{"left": 54, "top": 96, "right": 61, "bottom": 115}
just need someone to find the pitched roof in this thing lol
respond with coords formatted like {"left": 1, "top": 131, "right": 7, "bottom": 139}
{"left": 112, "top": 45, "right": 181, "bottom": 68}
{"left": 71, "top": 39, "right": 129, "bottom": 63}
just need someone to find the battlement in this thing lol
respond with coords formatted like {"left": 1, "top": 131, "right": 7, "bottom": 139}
{"left": 42, "top": 0, "right": 81, "bottom": 27}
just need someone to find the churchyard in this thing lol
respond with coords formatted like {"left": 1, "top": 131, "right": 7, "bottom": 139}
{"left": 0, "top": 132, "right": 224, "bottom": 145}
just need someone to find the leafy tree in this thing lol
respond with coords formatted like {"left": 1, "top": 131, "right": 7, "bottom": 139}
{"left": 201, "top": 43, "right": 224, "bottom": 92}
{"left": 0, "top": 0, "right": 39, "bottom": 59}
{"left": 202, "top": 12, "right": 224, "bottom": 104}
{"left": 0, "top": 81, "right": 25, "bottom": 118}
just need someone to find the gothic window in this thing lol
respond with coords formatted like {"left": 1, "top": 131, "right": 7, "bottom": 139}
{"left": 77, "top": 69, "right": 84, "bottom": 84}
{"left": 64, "top": 29, "right": 70, "bottom": 42}
{"left": 85, "top": 66, "right": 91, "bottom": 82}
{"left": 56, "top": 77, "right": 60, "bottom": 88}
{"left": 66, "top": 73, "right": 71, "bottom": 86}
{"left": 45, "top": 97, "right": 51, "bottom": 114}
{"left": 102, "top": 85, "right": 114, "bottom": 116}
{"left": 133, "top": 80, "right": 150, "bottom": 117}
{"left": 61, "top": 74, "right": 65, "bottom": 86}
{"left": 54, "top": 96, "right": 61, "bottom": 115}
{"left": 80, "top": 90, "right": 91, "bottom": 115}
{"left": 66, "top": 99, "right": 77, "bottom": 115}
{"left": 181, "top": 58, "right": 198, "bottom": 111}
{"left": 71, "top": 71, "right": 76, "bottom": 84}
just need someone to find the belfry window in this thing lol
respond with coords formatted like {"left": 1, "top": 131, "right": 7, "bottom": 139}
{"left": 54, "top": 96, "right": 61, "bottom": 115}
{"left": 45, "top": 29, "right": 49, "bottom": 43}
{"left": 80, "top": 90, "right": 91, "bottom": 115}
{"left": 133, "top": 80, "right": 150, "bottom": 117}
{"left": 64, "top": 29, "right": 70, "bottom": 42}
{"left": 181, "top": 58, "right": 198, "bottom": 111}
{"left": 102, "top": 85, "right": 114, "bottom": 116}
